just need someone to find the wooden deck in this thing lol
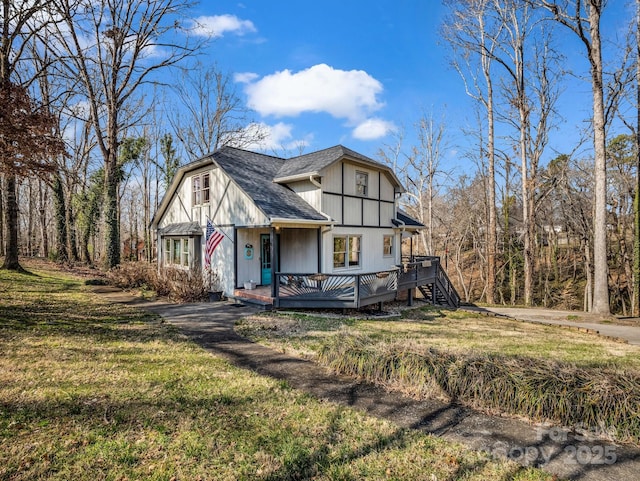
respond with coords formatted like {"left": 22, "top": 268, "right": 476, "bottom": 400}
{"left": 232, "top": 256, "right": 459, "bottom": 310}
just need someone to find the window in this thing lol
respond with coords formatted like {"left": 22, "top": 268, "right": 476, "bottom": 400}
{"left": 383, "top": 235, "right": 393, "bottom": 257}
{"left": 172, "top": 239, "right": 181, "bottom": 264}
{"left": 333, "top": 235, "right": 361, "bottom": 268}
{"left": 182, "top": 238, "right": 189, "bottom": 266}
{"left": 192, "top": 173, "right": 210, "bottom": 205}
{"left": 355, "top": 171, "right": 368, "bottom": 196}
{"left": 164, "top": 237, "right": 190, "bottom": 267}
{"left": 164, "top": 238, "right": 171, "bottom": 265}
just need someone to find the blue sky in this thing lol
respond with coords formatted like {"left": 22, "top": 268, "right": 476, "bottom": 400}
{"left": 179, "top": 1, "right": 635, "bottom": 173}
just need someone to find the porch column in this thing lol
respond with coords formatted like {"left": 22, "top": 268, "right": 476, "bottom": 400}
{"left": 233, "top": 227, "right": 238, "bottom": 289}
{"left": 317, "top": 227, "right": 322, "bottom": 273}
{"left": 270, "top": 227, "right": 278, "bottom": 298}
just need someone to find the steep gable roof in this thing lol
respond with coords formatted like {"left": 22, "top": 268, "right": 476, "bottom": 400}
{"left": 213, "top": 147, "right": 329, "bottom": 222}
{"left": 274, "top": 145, "right": 403, "bottom": 191}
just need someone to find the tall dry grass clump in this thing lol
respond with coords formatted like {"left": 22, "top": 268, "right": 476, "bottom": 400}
{"left": 318, "top": 333, "right": 640, "bottom": 445}
{"left": 106, "top": 262, "right": 209, "bottom": 302}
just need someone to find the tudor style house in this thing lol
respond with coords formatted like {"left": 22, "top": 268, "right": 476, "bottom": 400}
{"left": 151, "top": 145, "right": 458, "bottom": 309}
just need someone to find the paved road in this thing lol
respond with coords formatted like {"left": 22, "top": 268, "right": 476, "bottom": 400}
{"left": 464, "top": 306, "right": 640, "bottom": 345}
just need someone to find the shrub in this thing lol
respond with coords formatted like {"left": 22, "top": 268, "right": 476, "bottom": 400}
{"left": 106, "top": 262, "right": 210, "bottom": 303}
{"left": 318, "top": 333, "right": 640, "bottom": 445}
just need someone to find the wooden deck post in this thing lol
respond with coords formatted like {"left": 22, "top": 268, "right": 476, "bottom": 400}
{"left": 270, "top": 227, "right": 277, "bottom": 298}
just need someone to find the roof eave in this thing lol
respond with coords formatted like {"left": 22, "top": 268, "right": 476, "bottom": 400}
{"left": 270, "top": 217, "right": 335, "bottom": 226}
{"left": 273, "top": 172, "right": 321, "bottom": 184}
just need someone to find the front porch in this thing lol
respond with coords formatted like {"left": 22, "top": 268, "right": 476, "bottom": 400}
{"left": 232, "top": 256, "right": 460, "bottom": 310}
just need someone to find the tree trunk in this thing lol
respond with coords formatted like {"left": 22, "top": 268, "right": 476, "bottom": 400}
{"left": 27, "top": 180, "right": 34, "bottom": 256}
{"left": 584, "top": 240, "right": 593, "bottom": 312}
{"left": 486, "top": 65, "right": 497, "bottom": 305}
{"left": 104, "top": 150, "right": 120, "bottom": 268}
{"left": 1, "top": 174, "right": 21, "bottom": 270}
{"left": 588, "top": 3, "right": 610, "bottom": 315}
{"left": 0, "top": 174, "right": 4, "bottom": 257}
{"left": 66, "top": 197, "right": 79, "bottom": 262}
{"left": 38, "top": 179, "right": 49, "bottom": 258}
{"left": 633, "top": 0, "right": 640, "bottom": 316}
{"left": 52, "top": 174, "right": 68, "bottom": 263}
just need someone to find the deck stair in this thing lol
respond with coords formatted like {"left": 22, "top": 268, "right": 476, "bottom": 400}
{"left": 399, "top": 256, "right": 460, "bottom": 309}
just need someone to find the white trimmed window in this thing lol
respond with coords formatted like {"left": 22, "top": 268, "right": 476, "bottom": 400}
{"left": 333, "top": 235, "right": 361, "bottom": 268}
{"left": 164, "top": 237, "right": 190, "bottom": 267}
{"left": 355, "top": 171, "right": 368, "bottom": 196}
{"left": 192, "top": 173, "right": 210, "bottom": 205}
{"left": 383, "top": 235, "right": 393, "bottom": 257}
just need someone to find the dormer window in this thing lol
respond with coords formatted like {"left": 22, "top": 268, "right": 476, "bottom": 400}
{"left": 356, "top": 171, "right": 368, "bottom": 196}
{"left": 192, "top": 173, "right": 210, "bottom": 205}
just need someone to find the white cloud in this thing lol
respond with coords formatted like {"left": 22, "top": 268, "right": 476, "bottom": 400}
{"left": 352, "top": 118, "right": 396, "bottom": 140}
{"left": 189, "top": 14, "right": 256, "bottom": 38}
{"left": 235, "top": 122, "right": 310, "bottom": 152}
{"left": 234, "top": 72, "right": 259, "bottom": 84}
{"left": 243, "top": 64, "right": 385, "bottom": 123}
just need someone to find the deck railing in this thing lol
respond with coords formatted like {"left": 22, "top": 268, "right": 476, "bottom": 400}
{"left": 274, "top": 269, "right": 399, "bottom": 309}
{"left": 272, "top": 256, "right": 459, "bottom": 309}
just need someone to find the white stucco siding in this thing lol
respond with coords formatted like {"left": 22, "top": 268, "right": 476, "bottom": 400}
{"left": 206, "top": 167, "right": 269, "bottom": 226}
{"left": 159, "top": 173, "right": 194, "bottom": 228}
{"left": 287, "top": 180, "right": 322, "bottom": 212}
{"left": 322, "top": 161, "right": 343, "bottom": 193}
{"left": 319, "top": 160, "right": 398, "bottom": 228}
{"left": 322, "top": 192, "right": 342, "bottom": 223}
{"left": 280, "top": 228, "right": 318, "bottom": 273}
{"left": 322, "top": 227, "right": 400, "bottom": 274}
{"left": 380, "top": 202, "right": 395, "bottom": 228}
{"left": 206, "top": 233, "right": 235, "bottom": 294}
{"left": 380, "top": 173, "right": 396, "bottom": 202}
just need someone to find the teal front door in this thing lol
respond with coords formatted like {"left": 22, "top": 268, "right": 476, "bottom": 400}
{"left": 260, "top": 234, "right": 271, "bottom": 285}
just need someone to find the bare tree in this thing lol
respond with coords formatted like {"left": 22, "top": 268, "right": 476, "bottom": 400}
{"left": 535, "top": 0, "right": 610, "bottom": 314}
{"left": 0, "top": 0, "right": 65, "bottom": 271}
{"left": 50, "top": 0, "right": 197, "bottom": 268}
{"left": 378, "top": 112, "right": 449, "bottom": 255}
{"left": 443, "top": 0, "right": 501, "bottom": 304}
{"left": 168, "top": 63, "right": 265, "bottom": 160}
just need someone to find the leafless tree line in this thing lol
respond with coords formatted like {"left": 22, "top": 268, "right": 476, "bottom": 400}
{"left": 0, "top": 0, "right": 264, "bottom": 272}
{"left": 382, "top": 0, "right": 640, "bottom": 314}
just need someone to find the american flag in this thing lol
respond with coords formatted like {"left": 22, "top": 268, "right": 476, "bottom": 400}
{"left": 204, "top": 219, "right": 224, "bottom": 268}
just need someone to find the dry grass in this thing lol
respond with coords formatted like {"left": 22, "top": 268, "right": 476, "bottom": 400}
{"left": 0, "top": 260, "right": 554, "bottom": 481}
{"left": 237, "top": 307, "right": 640, "bottom": 445}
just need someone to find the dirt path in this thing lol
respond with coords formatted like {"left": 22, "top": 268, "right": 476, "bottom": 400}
{"left": 95, "top": 289, "right": 640, "bottom": 481}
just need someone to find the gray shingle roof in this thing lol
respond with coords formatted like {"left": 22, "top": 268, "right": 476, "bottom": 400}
{"left": 395, "top": 209, "right": 425, "bottom": 228}
{"left": 213, "top": 147, "right": 329, "bottom": 222}
{"left": 158, "top": 222, "right": 202, "bottom": 235}
{"left": 275, "top": 145, "right": 392, "bottom": 181}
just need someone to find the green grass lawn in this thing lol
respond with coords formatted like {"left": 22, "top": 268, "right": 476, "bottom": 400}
{"left": 0, "top": 261, "right": 553, "bottom": 481}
